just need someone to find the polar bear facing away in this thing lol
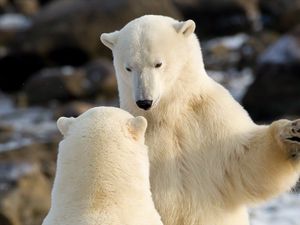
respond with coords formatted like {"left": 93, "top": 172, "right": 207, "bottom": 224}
{"left": 42, "top": 107, "right": 163, "bottom": 225}
{"left": 101, "top": 15, "right": 300, "bottom": 225}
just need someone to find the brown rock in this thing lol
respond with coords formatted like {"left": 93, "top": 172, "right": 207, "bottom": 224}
{"left": 14, "top": 0, "right": 40, "bottom": 16}
{"left": 0, "top": 0, "right": 8, "bottom": 8}
{"left": 0, "top": 142, "right": 58, "bottom": 179}
{"left": 0, "top": 113, "right": 59, "bottom": 225}
{"left": 54, "top": 101, "right": 95, "bottom": 118}
{"left": 0, "top": 162, "right": 51, "bottom": 225}
{"left": 0, "top": 124, "right": 14, "bottom": 143}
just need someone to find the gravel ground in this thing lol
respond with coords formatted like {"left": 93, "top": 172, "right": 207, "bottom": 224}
{"left": 250, "top": 192, "right": 300, "bottom": 225}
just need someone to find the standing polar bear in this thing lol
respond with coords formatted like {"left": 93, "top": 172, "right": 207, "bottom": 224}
{"left": 101, "top": 15, "right": 300, "bottom": 225}
{"left": 42, "top": 107, "right": 163, "bottom": 225}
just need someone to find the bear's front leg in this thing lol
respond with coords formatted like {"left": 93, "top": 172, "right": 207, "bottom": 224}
{"left": 226, "top": 119, "right": 300, "bottom": 205}
{"left": 275, "top": 119, "right": 300, "bottom": 160}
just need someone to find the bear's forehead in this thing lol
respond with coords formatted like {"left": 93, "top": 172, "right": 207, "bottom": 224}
{"left": 122, "top": 18, "right": 176, "bottom": 45}
{"left": 118, "top": 25, "right": 177, "bottom": 63}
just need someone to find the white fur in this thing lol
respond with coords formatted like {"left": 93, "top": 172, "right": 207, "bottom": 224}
{"left": 42, "top": 107, "right": 163, "bottom": 225}
{"left": 101, "top": 15, "right": 300, "bottom": 225}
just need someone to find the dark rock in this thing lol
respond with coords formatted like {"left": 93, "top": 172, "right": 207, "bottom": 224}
{"left": 174, "top": 0, "right": 261, "bottom": 35}
{"left": 84, "top": 58, "right": 117, "bottom": 98}
{"left": 0, "top": 30, "right": 16, "bottom": 46}
{"left": 47, "top": 46, "right": 89, "bottom": 66}
{"left": 0, "top": 0, "right": 49, "bottom": 14}
{"left": 24, "top": 58, "right": 117, "bottom": 104}
{"left": 38, "top": 0, "right": 54, "bottom": 6}
{"left": 239, "top": 31, "right": 279, "bottom": 67}
{"left": 24, "top": 66, "right": 87, "bottom": 103}
{"left": 0, "top": 52, "right": 45, "bottom": 92}
{"left": 236, "top": 0, "right": 261, "bottom": 31}
{"left": 175, "top": 0, "right": 300, "bottom": 34}
{"left": 295, "top": 180, "right": 300, "bottom": 192}
{"left": 242, "top": 27, "right": 300, "bottom": 121}
{"left": 9, "top": 0, "right": 181, "bottom": 61}
{"left": 260, "top": 0, "right": 300, "bottom": 31}
{"left": 54, "top": 101, "right": 95, "bottom": 118}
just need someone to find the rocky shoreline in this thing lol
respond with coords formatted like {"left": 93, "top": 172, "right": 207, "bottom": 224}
{"left": 0, "top": 0, "right": 300, "bottom": 225}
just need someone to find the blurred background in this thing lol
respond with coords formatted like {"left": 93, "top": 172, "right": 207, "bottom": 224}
{"left": 0, "top": 0, "right": 299, "bottom": 224}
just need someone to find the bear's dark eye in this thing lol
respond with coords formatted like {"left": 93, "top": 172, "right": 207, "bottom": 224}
{"left": 155, "top": 62, "right": 162, "bottom": 68}
{"left": 126, "top": 67, "right": 132, "bottom": 72}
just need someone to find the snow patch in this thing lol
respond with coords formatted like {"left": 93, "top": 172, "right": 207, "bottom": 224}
{"left": 0, "top": 14, "right": 32, "bottom": 30}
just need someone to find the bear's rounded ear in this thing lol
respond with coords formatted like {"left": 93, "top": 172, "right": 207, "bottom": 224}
{"left": 57, "top": 117, "right": 75, "bottom": 136}
{"left": 127, "top": 116, "right": 148, "bottom": 141}
{"left": 174, "top": 20, "right": 196, "bottom": 37}
{"left": 100, "top": 30, "right": 120, "bottom": 50}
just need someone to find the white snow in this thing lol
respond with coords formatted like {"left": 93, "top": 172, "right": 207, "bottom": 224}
{"left": 0, "top": 107, "right": 58, "bottom": 152}
{"left": 0, "top": 13, "right": 32, "bottom": 30}
{"left": 250, "top": 192, "right": 300, "bottom": 225}
{"left": 0, "top": 93, "right": 15, "bottom": 116}
{"left": 61, "top": 66, "right": 76, "bottom": 76}
{"left": 205, "top": 33, "right": 249, "bottom": 50}
{"left": 259, "top": 36, "right": 300, "bottom": 64}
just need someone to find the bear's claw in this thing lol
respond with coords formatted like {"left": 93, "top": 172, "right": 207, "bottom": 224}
{"left": 285, "top": 120, "right": 300, "bottom": 142}
{"left": 286, "top": 136, "right": 300, "bottom": 143}
{"left": 280, "top": 119, "right": 300, "bottom": 159}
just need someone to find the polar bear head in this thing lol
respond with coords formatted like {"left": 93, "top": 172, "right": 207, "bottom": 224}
{"left": 56, "top": 106, "right": 149, "bottom": 191}
{"left": 101, "top": 15, "right": 201, "bottom": 111}
{"left": 57, "top": 106, "right": 147, "bottom": 143}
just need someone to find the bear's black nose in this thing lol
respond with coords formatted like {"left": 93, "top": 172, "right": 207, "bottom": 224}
{"left": 136, "top": 100, "right": 153, "bottom": 110}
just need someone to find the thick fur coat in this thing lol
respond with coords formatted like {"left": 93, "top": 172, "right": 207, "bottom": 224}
{"left": 101, "top": 15, "right": 300, "bottom": 225}
{"left": 42, "top": 107, "right": 163, "bottom": 225}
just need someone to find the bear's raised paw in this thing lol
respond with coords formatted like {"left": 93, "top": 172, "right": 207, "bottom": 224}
{"left": 279, "top": 119, "right": 300, "bottom": 159}
{"left": 288, "top": 121, "right": 300, "bottom": 141}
